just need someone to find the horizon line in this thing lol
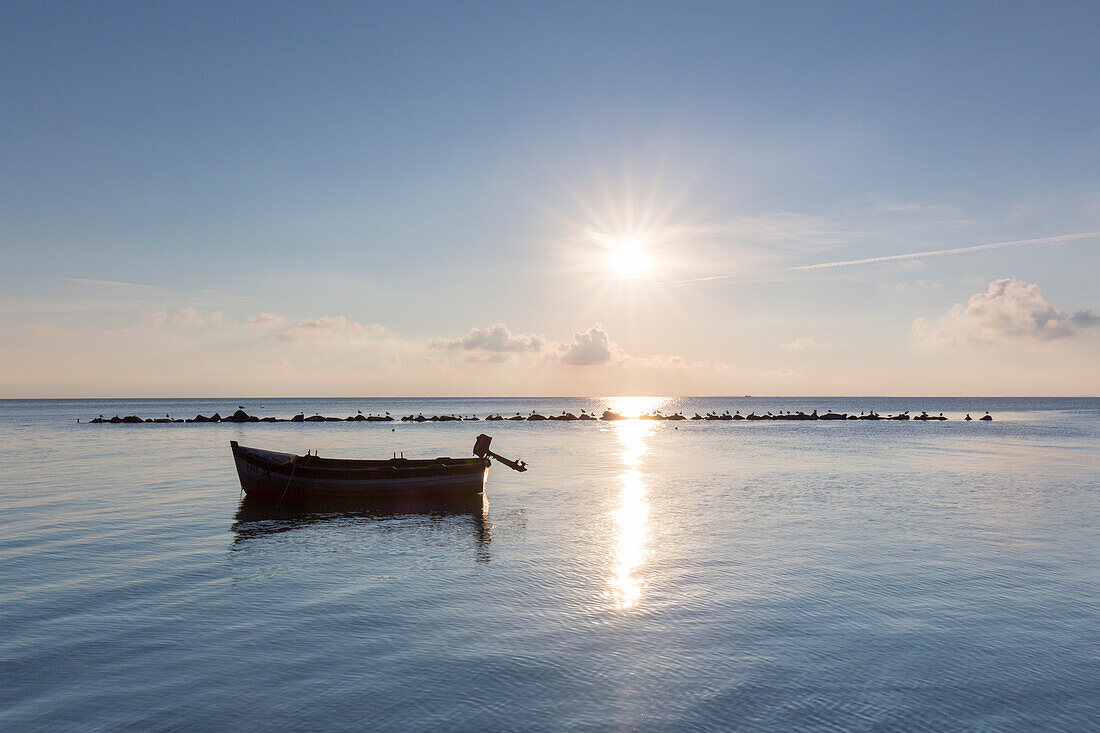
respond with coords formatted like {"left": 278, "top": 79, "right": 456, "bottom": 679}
{"left": 3, "top": 394, "right": 1097, "bottom": 401}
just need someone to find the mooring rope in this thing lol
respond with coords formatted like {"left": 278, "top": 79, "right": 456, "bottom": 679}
{"left": 273, "top": 456, "right": 300, "bottom": 508}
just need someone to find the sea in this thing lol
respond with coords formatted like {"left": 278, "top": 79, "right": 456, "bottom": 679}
{"left": 1, "top": 397, "right": 1097, "bottom": 731}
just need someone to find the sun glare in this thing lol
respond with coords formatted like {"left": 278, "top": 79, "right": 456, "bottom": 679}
{"left": 606, "top": 237, "right": 652, "bottom": 278}
{"left": 607, "top": 419, "right": 654, "bottom": 610}
{"left": 606, "top": 396, "right": 667, "bottom": 419}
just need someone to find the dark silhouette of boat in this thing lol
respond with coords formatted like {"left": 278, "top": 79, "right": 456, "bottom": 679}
{"left": 230, "top": 434, "right": 525, "bottom": 504}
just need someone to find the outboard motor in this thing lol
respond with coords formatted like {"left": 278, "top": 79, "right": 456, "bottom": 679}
{"left": 472, "top": 434, "right": 528, "bottom": 472}
{"left": 473, "top": 434, "right": 492, "bottom": 458}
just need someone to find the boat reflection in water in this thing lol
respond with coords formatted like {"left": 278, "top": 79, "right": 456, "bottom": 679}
{"left": 231, "top": 494, "right": 493, "bottom": 561}
{"left": 605, "top": 400, "right": 658, "bottom": 610}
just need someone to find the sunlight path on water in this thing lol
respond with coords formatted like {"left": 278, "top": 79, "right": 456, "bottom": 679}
{"left": 607, "top": 420, "right": 655, "bottom": 610}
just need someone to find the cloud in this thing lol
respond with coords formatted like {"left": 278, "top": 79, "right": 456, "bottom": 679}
{"left": 60, "top": 278, "right": 169, "bottom": 298}
{"left": 246, "top": 312, "right": 284, "bottom": 326}
{"left": 628, "top": 353, "right": 727, "bottom": 369}
{"left": 559, "top": 323, "right": 624, "bottom": 366}
{"left": 644, "top": 206, "right": 979, "bottom": 286}
{"left": 4, "top": 279, "right": 176, "bottom": 315}
{"left": 276, "top": 316, "right": 387, "bottom": 342}
{"left": 142, "top": 309, "right": 169, "bottom": 326}
{"left": 172, "top": 307, "right": 231, "bottom": 326}
{"left": 670, "top": 212, "right": 851, "bottom": 248}
{"left": 896, "top": 280, "right": 944, "bottom": 290}
{"left": 144, "top": 307, "right": 231, "bottom": 326}
{"left": 430, "top": 323, "right": 547, "bottom": 357}
{"left": 430, "top": 321, "right": 704, "bottom": 370}
{"left": 915, "top": 278, "right": 1098, "bottom": 346}
{"left": 1072, "top": 311, "right": 1100, "bottom": 327}
{"left": 630, "top": 353, "right": 686, "bottom": 369}
{"left": 782, "top": 337, "right": 816, "bottom": 350}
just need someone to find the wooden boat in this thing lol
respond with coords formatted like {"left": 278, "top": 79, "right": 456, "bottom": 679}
{"left": 230, "top": 434, "right": 525, "bottom": 504}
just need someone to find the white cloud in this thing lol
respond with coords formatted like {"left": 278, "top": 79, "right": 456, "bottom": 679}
{"left": 915, "top": 278, "right": 1098, "bottom": 347}
{"left": 559, "top": 323, "right": 623, "bottom": 366}
{"left": 630, "top": 353, "right": 686, "bottom": 369}
{"left": 627, "top": 353, "right": 727, "bottom": 369}
{"left": 276, "top": 316, "right": 387, "bottom": 342}
{"left": 430, "top": 321, "right": 705, "bottom": 370}
{"left": 172, "top": 307, "right": 231, "bottom": 326}
{"left": 430, "top": 323, "right": 547, "bottom": 357}
{"left": 142, "top": 309, "right": 169, "bottom": 326}
{"left": 782, "top": 337, "right": 816, "bottom": 350}
{"left": 144, "top": 307, "right": 231, "bottom": 326}
{"left": 896, "top": 280, "right": 944, "bottom": 290}
{"left": 246, "top": 312, "right": 284, "bottom": 326}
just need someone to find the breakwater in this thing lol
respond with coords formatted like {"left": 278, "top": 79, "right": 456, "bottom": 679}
{"left": 84, "top": 408, "right": 994, "bottom": 423}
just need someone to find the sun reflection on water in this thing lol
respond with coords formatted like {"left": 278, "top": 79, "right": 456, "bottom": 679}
{"left": 607, "top": 419, "right": 654, "bottom": 610}
{"left": 604, "top": 395, "right": 668, "bottom": 419}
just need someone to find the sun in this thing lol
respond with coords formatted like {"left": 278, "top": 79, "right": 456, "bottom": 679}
{"left": 606, "top": 237, "right": 652, "bottom": 278}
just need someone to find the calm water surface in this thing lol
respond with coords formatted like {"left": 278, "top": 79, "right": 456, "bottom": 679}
{"left": 2, "top": 397, "right": 1098, "bottom": 731}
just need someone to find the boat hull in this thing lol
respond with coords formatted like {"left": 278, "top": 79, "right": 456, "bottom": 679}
{"left": 230, "top": 441, "right": 489, "bottom": 503}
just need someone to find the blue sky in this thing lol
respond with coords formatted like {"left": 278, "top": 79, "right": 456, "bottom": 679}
{"left": 2, "top": 1, "right": 1098, "bottom": 396}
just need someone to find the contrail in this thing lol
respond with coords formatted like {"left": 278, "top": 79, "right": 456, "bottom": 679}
{"left": 791, "top": 232, "right": 1100, "bottom": 270}
{"left": 655, "top": 274, "right": 734, "bottom": 285}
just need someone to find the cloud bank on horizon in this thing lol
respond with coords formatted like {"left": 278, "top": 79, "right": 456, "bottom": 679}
{"left": 3, "top": 271, "right": 1097, "bottom": 397}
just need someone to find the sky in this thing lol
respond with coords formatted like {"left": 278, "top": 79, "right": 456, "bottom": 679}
{"left": 1, "top": 1, "right": 1098, "bottom": 397}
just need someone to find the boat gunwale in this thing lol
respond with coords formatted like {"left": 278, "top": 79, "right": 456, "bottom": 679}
{"left": 231, "top": 441, "right": 490, "bottom": 480}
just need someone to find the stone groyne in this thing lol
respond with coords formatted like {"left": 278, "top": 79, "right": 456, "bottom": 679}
{"left": 84, "top": 408, "right": 995, "bottom": 423}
